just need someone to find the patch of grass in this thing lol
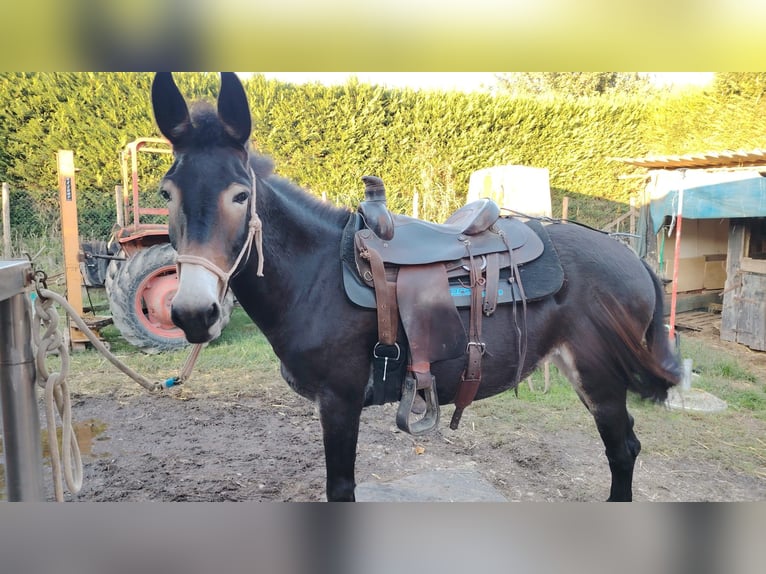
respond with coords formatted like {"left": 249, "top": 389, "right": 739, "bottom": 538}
{"left": 201, "top": 305, "right": 278, "bottom": 383}
{"left": 718, "top": 362, "right": 758, "bottom": 383}
{"left": 61, "top": 305, "right": 278, "bottom": 397}
{"left": 705, "top": 358, "right": 758, "bottom": 383}
{"left": 735, "top": 390, "right": 766, "bottom": 411}
{"left": 471, "top": 365, "right": 590, "bottom": 436}
{"left": 677, "top": 337, "right": 766, "bottom": 418}
{"left": 681, "top": 337, "right": 759, "bottom": 383}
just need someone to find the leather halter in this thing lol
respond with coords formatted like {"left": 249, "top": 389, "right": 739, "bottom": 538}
{"left": 175, "top": 166, "right": 265, "bottom": 301}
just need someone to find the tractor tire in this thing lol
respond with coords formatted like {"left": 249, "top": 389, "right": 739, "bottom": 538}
{"left": 105, "top": 244, "right": 233, "bottom": 354}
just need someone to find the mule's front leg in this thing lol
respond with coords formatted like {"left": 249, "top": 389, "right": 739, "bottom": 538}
{"left": 318, "top": 389, "right": 363, "bottom": 501}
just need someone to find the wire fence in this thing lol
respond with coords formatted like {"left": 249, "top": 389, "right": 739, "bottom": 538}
{"left": 2, "top": 183, "right": 61, "bottom": 271}
{"left": 1, "top": 180, "right": 120, "bottom": 281}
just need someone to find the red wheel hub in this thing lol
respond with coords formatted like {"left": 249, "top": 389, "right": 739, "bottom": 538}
{"left": 135, "top": 265, "right": 183, "bottom": 338}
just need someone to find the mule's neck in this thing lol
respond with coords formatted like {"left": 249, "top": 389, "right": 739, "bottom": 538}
{"left": 230, "top": 174, "right": 350, "bottom": 335}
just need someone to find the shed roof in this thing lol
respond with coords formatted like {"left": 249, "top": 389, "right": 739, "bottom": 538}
{"left": 615, "top": 148, "right": 766, "bottom": 170}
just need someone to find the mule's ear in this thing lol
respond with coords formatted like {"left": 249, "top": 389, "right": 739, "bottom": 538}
{"left": 218, "top": 72, "right": 252, "bottom": 146}
{"left": 151, "top": 72, "right": 191, "bottom": 145}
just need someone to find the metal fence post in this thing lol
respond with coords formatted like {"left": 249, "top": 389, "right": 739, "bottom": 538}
{"left": 0, "top": 260, "right": 44, "bottom": 501}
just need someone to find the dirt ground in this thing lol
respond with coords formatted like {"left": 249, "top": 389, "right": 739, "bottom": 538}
{"left": 39, "top": 323, "right": 765, "bottom": 503}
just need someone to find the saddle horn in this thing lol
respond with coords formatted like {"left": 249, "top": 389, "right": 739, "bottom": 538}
{"left": 358, "top": 176, "right": 395, "bottom": 240}
{"left": 362, "top": 175, "right": 387, "bottom": 202}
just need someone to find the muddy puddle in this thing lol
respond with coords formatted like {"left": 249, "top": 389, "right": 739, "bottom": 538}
{"left": 1, "top": 418, "right": 108, "bottom": 499}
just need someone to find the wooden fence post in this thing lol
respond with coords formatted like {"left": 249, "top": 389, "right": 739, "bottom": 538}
{"left": 57, "top": 150, "right": 87, "bottom": 349}
{"left": 115, "top": 185, "right": 125, "bottom": 228}
{"left": 2, "top": 182, "right": 10, "bottom": 258}
{"left": 629, "top": 196, "right": 636, "bottom": 236}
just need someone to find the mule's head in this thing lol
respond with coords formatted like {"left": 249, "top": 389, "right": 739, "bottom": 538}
{"left": 151, "top": 72, "right": 258, "bottom": 344}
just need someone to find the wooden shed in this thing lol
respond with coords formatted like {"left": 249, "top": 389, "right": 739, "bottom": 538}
{"left": 619, "top": 149, "right": 766, "bottom": 351}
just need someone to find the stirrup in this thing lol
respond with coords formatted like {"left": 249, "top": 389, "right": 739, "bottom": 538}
{"left": 396, "top": 373, "right": 439, "bottom": 435}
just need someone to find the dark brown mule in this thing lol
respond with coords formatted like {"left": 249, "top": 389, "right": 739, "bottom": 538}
{"left": 151, "top": 72, "right": 680, "bottom": 501}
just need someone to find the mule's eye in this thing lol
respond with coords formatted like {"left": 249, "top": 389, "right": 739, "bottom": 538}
{"left": 233, "top": 191, "right": 250, "bottom": 204}
{"left": 159, "top": 188, "right": 171, "bottom": 202}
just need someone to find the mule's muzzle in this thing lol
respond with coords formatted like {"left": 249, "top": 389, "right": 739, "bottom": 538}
{"left": 171, "top": 299, "right": 222, "bottom": 344}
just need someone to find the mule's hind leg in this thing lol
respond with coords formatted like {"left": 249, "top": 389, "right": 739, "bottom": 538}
{"left": 579, "top": 386, "right": 640, "bottom": 501}
{"left": 551, "top": 347, "right": 640, "bottom": 501}
{"left": 317, "top": 389, "right": 363, "bottom": 501}
{"left": 593, "top": 403, "right": 642, "bottom": 501}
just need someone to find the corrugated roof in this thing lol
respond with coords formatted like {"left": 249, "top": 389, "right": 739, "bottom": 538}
{"left": 614, "top": 148, "right": 766, "bottom": 170}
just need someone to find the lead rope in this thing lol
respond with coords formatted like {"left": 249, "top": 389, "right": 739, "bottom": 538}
{"left": 29, "top": 169, "right": 265, "bottom": 500}
{"left": 30, "top": 269, "right": 211, "bottom": 501}
{"left": 32, "top": 279, "right": 174, "bottom": 501}
{"left": 34, "top": 285, "right": 163, "bottom": 392}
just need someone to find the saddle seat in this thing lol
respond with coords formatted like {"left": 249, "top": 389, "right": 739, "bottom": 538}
{"left": 357, "top": 177, "right": 540, "bottom": 269}
{"left": 359, "top": 175, "right": 499, "bottom": 240}
{"left": 357, "top": 208, "right": 540, "bottom": 268}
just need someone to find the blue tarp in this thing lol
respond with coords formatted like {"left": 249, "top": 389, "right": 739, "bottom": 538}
{"left": 650, "top": 175, "right": 766, "bottom": 233}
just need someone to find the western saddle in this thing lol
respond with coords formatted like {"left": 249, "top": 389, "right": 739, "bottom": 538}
{"left": 353, "top": 176, "right": 545, "bottom": 435}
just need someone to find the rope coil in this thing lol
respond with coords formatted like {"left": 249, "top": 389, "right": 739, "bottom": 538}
{"left": 31, "top": 290, "right": 83, "bottom": 501}
{"left": 30, "top": 278, "right": 204, "bottom": 501}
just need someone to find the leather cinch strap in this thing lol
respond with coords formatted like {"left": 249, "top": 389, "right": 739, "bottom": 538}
{"left": 483, "top": 252, "right": 500, "bottom": 316}
{"left": 450, "top": 253, "right": 486, "bottom": 430}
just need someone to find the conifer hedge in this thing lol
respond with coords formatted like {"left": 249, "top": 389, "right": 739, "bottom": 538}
{"left": 1, "top": 72, "right": 763, "bottom": 240}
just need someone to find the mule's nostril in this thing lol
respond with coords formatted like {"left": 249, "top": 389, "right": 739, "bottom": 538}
{"left": 171, "top": 300, "right": 220, "bottom": 343}
{"left": 170, "top": 305, "right": 184, "bottom": 330}
{"left": 207, "top": 301, "right": 221, "bottom": 324}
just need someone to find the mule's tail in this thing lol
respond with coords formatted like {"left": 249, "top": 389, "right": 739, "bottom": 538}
{"left": 641, "top": 259, "right": 683, "bottom": 391}
{"left": 594, "top": 260, "right": 681, "bottom": 401}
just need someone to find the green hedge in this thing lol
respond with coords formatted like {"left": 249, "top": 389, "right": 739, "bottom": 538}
{"left": 1, "top": 73, "right": 765, "bottom": 240}
{"left": 246, "top": 77, "right": 652, "bottom": 223}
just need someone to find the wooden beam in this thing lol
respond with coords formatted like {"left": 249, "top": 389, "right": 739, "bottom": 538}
{"left": 57, "top": 150, "right": 88, "bottom": 348}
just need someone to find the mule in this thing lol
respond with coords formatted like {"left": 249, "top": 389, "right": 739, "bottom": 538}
{"left": 150, "top": 72, "right": 681, "bottom": 501}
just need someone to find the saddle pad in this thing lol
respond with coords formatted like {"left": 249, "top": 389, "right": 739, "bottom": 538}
{"left": 447, "top": 219, "right": 564, "bottom": 307}
{"left": 341, "top": 214, "right": 564, "bottom": 310}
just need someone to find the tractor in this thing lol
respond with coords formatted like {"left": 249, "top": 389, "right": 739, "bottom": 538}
{"left": 81, "top": 138, "right": 233, "bottom": 353}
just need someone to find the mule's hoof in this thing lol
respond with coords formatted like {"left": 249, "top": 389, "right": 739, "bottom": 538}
{"left": 411, "top": 394, "right": 427, "bottom": 414}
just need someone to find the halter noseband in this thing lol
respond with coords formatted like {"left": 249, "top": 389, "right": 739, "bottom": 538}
{"left": 175, "top": 166, "right": 265, "bottom": 301}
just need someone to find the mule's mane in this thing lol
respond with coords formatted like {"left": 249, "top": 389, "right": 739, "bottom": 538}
{"left": 249, "top": 151, "right": 351, "bottom": 226}
{"left": 249, "top": 152, "right": 275, "bottom": 179}
{"left": 185, "top": 101, "right": 244, "bottom": 150}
